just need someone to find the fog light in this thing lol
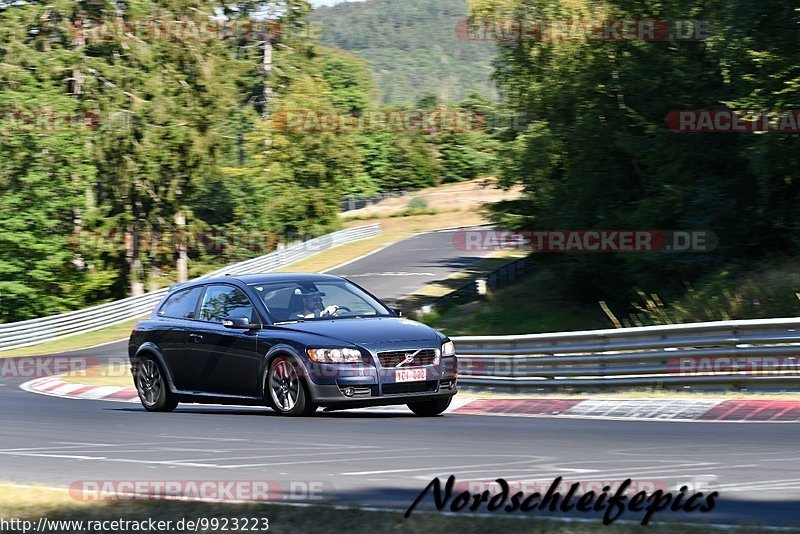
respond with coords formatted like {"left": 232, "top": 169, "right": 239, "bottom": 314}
{"left": 441, "top": 379, "right": 456, "bottom": 390}
{"left": 343, "top": 387, "right": 356, "bottom": 397}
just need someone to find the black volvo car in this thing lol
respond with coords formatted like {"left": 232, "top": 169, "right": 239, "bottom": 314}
{"left": 128, "top": 274, "right": 458, "bottom": 416}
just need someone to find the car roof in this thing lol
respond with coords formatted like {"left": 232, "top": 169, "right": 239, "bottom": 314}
{"left": 173, "top": 273, "right": 345, "bottom": 290}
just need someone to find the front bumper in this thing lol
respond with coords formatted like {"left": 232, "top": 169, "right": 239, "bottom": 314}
{"left": 307, "top": 379, "right": 457, "bottom": 408}
{"left": 303, "top": 354, "right": 458, "bottom": 407}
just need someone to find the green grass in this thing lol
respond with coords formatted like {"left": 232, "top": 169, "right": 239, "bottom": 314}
{"left": 611, "top": 263, "right": 800, "bottom": 327}
{"left": 342, "top": 208, "right": 441, "bottom": 221}
{"left": 0, "top": 484, "right": 773, "bottom": 533}
{"left": 418, "top": 268, "right": 610, "bottom": 336}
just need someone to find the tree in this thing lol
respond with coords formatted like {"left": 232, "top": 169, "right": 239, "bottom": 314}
{"left": 0, "top": 1, "right": 107, "bottom": 320}
{"left": 472, "top": 0, "right": 786, "bottom": 304}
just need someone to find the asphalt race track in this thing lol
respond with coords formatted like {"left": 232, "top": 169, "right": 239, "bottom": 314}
{"left": 1, "top": 230, "right": 799, "bottom": 528}
{"left": 3, "top": 356, "right": 800, "bottom": 527}
{"left": 327, "top": 228, "right": 494, "bottom": 301}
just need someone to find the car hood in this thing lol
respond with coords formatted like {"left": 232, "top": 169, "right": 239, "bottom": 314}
{"left": 272, "top": 317, "right": 442, "bottom": 346}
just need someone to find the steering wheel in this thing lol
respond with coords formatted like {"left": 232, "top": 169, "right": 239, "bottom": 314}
{"left": 331, "top": 306, "right": 352, "bottom": 316}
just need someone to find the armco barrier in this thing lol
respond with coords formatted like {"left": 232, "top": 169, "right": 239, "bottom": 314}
{"left": 452, "top": 317, "right": 800, "bottom": 391}
{"left": 0, "top": 224, "right": 380, "bottom": 352}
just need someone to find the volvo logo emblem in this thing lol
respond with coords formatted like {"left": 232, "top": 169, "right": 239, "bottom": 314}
{"left": 396, "top": 352, "right": 417, "bottom": 368}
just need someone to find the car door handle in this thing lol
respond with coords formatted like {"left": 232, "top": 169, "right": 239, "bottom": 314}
{"left": 189, "top": 333, "right": 204, "bottom": 343}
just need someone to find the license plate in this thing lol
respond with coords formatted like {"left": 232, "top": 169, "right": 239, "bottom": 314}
{"left": 395, "top": 368, "right": 427, "bottom": 383}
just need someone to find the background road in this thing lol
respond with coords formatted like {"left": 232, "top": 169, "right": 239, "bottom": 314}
{"left": 328, "top": 227, "right": 493, "bottom": 302}
{"left": 1, "top": 230, "right": 799, "bottom": 527}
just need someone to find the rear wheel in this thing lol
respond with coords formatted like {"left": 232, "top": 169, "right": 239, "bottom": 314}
{"left": 135, "top": 356, "right": 178, "bottom": 412}
{"left": 267, "top": 356, "right": 317, "bottom": 417}
{"left": 407, "top": 396, "right": 452, "bottom": 416}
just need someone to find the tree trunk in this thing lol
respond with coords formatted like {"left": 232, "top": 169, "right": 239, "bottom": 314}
{"left": 126, "top": 226, "right": 144, "bottom": 297}
{"left": 175, "top": 211, "right": 188, "bottom": 283}
{"left": 263, "top": 35, "right": 273, "bottom": 157}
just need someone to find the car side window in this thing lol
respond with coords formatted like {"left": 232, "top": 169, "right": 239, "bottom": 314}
{"left": 198, "top": 285, "right": 256, "bottom": 324}
{"left": 158, "top": 287, "right": 203, "bottom": 319}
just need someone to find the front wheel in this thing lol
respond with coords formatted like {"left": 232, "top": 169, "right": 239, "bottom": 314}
{"left": 135, "top": 356, "right": 178, "bottom": 412}
{"left": 407, "top": 396, "right": 453, "bottom": 416}
{"left": 267, "top": 356, "right": 317, "bottom": 417}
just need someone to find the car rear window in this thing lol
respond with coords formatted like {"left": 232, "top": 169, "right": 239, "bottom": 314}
{"left": 158, "top": 287, "right": 203, "bottom": 319}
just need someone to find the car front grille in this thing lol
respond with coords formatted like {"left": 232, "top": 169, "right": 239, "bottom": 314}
{"left": 382, "top": 381, "right": 438, "bottom": 395}
{"left": 377, "top": 349, "right": 437, "bottom": 368}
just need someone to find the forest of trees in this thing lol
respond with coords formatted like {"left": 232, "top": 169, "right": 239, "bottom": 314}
{"left": 311, "top": 0, "right": 498, "bottom": 103}
{"left": 0, "top": 0, "right": 498, "bottom": 322}
{"left": 471, "top": 0, "right": 800, "bottom": 321}
{"left": 1, "top": 0, "right": 798, "bottom": 325}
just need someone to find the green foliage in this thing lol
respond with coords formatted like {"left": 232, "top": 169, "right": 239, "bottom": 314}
{"left": 1, "top": 0, "right": 493, "bottom": 322}
{"left": 608, "top": 266, "right": 800, "bottom": 327}
{"left": 0, "top": 1, "right": 107, "bottom": 320}
{"left": 419, "top": 269, "right": 609, "bottom": 335}
{"left": 477, "top": 0, "right": 800, "bottom": 312}
{"left": 0, "top": 0, "right": 392, "bottom": 321}
{"left": 310, "top": 0, "right": 498, "bottom": 104}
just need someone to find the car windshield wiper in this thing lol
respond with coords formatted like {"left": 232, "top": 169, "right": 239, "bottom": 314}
{"left": 274, "top": 319, "right": 308, "bottom": 325}
{"left": 275, "top": 314, "right": 392, "bottom": 324}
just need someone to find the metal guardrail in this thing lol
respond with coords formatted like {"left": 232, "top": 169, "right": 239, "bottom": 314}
{"left": 0, "top": 224, "right": 381, "bottom": 352}
{"left": 428, "top": 257, "right": 531, "bottom": 312}
{"left": 451, "top": 317, "right": 800, "bottom": 391}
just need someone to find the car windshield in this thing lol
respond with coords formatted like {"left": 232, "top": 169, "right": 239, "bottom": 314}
{"left": 250, "top": 280, "right": 393, "bottom": 323}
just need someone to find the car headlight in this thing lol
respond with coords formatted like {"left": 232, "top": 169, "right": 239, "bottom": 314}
{"left": 307, "top": 347, "right": 363, "bottom": 364}
{"left": 441, "top": 341, "right": 456, "bottom": 357}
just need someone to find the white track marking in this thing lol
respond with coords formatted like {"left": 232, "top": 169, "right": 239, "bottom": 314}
{"left": 47, "top": 383, "right": 86, "bottom": 395}
{"left": 341, "top": 458, "right": 549, "bottom": 477}
{"left": 321, "top": 234, "right": 418, "bottom": 274}
{"left": 158, "top": 435, "right": 248, "bottom": 442}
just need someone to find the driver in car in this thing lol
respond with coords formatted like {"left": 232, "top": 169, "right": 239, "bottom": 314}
{"left": 293, "top": 288, "right": 341, "bottom": 319}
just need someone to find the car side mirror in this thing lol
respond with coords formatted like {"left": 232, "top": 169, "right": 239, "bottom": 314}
{"left": 223, "top": 317, "right": 258, "bottom": 329}
{"left": 388, "top": 307, "right": 403, "bottom": 317}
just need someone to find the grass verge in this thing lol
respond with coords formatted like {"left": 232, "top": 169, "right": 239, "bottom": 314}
{"left": 341, "top": 178, "right": 523, "bottom": 221}
{"left": 417, "top": 267, "right": 610, "bottom": 336}
{"left": 0, "top": 318, "right": 142, "bottom": 358}
{"left": 0, "top": 484, "right": 766, "bottom": 533}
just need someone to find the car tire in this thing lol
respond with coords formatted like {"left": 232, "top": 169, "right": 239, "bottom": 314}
{"left": 407, "top": 397, "right": 452, "bottom": 416}
{"left": 267, "top": 356, "right": 317, "bottom": 417}
{"left": 135, "top": 356, "right": 178, "bottom": 413}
